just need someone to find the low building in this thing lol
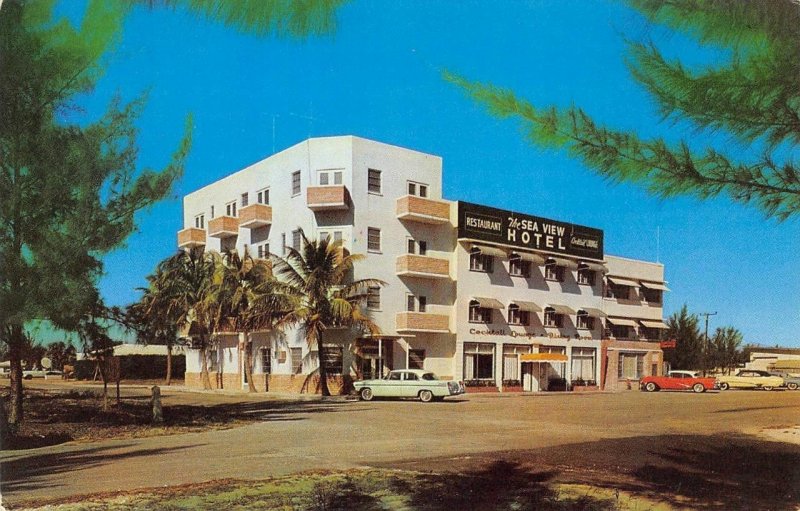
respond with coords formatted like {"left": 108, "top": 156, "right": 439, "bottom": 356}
{"left": 745, "top": 348, "right": 800, "bottom": 375}
{"left": 178, "top": 136, "right": 667, "bottom": 393}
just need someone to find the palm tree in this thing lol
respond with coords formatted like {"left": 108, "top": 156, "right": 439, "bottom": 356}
{"left": 154, "top": 247, "right": 218, "bottom": 389}
{"left": 273, "top": 232, "right": 383, "bottom": 396}
{"left": 214, "top": 249, "right": 295, "bottom": 392}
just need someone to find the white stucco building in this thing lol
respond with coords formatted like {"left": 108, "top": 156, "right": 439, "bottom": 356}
{"left": 178, "top": 136, "right": 667, "bottom": 393}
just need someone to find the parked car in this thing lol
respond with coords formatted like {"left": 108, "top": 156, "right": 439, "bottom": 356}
{"left": 640, "top": 370, "right": 717, "bottom": 393}
{"left": 22, "top": 369, "right": 46, "bottom": 379}
{"left": 353, "top": 369, "right": 465, "bottom": 402}
{"left": 771, "top": 372, "right": 800, "bottom": 391}
{"left": 717, "top": 370, "right": 784, "bottom": 391}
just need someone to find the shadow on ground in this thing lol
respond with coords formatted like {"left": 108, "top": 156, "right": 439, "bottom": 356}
{"left": 380, "top": 433, "right": 800, "bottom": 511}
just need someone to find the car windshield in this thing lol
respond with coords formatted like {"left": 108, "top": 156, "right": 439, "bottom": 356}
{"left": 421, "top": 373, "right": 438, "bottom": 381}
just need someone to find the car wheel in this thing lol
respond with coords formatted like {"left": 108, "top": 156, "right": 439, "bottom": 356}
{"left": 23, "top": 374, "right": 32, "bottom": 380}
{"left": 787, "top": 382, "right": 798, "bottom": 391}
{"left": 419, "top": 390, "right": 433, "bottom": 403}
{"left": 644, "top": 382, "right": 658, "bottom": 392}
{"left": 692, "top": 383, "right": 705, "bottom": 393}
{"left": 360, "top": 388, "right": 374, "bottom": 401}
{"left": 719, "top": 382, "right": 730, "bottom": 391}
{"left": 762, "top": 386, "right": 773, "bottom": 391}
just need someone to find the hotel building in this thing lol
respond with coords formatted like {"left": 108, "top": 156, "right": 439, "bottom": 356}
{"left": 178, "top": 136, "right": 667, "bottom": 393}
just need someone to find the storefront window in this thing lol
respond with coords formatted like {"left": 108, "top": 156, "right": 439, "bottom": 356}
{"left": 618, "top": 352, "right": 645, "bottom": 379}
{"left": 463, "top": 343, "right": 495, "bottom": 381}
{"left": 571, "top": 348, "right": 596, "bottom": 384}
{"left": 502, "top": 345, "right": 530, "bottom": 385}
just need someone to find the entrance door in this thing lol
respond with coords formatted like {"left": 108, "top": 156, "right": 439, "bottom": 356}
{"left": 522, "top": 363, "right": 533, "bottom": 391}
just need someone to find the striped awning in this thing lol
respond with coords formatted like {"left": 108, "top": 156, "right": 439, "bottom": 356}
{"left": 511, "top": 300, "right": 542, "bottom": 312}
{"left": 579, "top": 307, "right": 607, "bottom": 318}
{"left": 471, "top": 244, "right": 507, "bottom": 258}
{"left": 546, "top": 256, "right": 579, "bottom": 270}
{"left": 607, "top": 276, "right": 639, "bottom": 287}
{"left": 640, "top": 319, "right": 669, "bottom": 329}
{"left": 547, "top": 304, "right": 576, "bottom": 315}
{"left": 606, "top": 317, "right": 638, "bottom": 327}
{"left": 471, "top": 296, "right": 505, "bottom": 309}
{"left": 510, "top": 251, "right": 546, "bottom": 265}
{"left": 520, "top": 353, "right": 569, "bottom": 362}
{"left": 640, "top": 281, "right": 671, "bottom": 292}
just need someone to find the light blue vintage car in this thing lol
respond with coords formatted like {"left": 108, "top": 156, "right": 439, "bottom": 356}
{"left": 353, "top": 369, "right": 465, "bottom": 402}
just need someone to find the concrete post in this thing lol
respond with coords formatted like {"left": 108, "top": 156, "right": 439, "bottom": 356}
{"left": 151, "top": 385, "right": 163, "bottom": 424}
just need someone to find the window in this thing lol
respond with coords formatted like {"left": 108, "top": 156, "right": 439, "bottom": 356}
{"left": 618, "top": 352, "right": 645, "bottom": 379}
{"left": 282, "top": 233, "right": 287, "bottom": 255}
{"left": 543, "top": 308, "right": 563, "bottom": 328}
{"left": 640, "top": 326, "right": 661, "bottom": 341}
{"left": 388, "top": 372, "right": 402, "bottom": 381}
{"left": 507, "top": 305, "right": 530, "bottom": 326}
{"left": 225, "top": 201, "right": 237, "bottom": 217}
{"left": 210, "top": 205, "right": 215, "bottom": 219}
{"left": 469, "top": 302, "right": 492, "bottom": 323}
{"left": 503, "top": 345, "right": 530, "bottom": 382}
{"left": 292, "top": 230, "right": 302, "bottom": 251}
{"left": 404, "top": 372, "right": 419, "bottom": 381}
{"left": 194, "top": 214, "right": 205, "bottom": 229}
{"left": 407, "top": 294, "right": 426, "bottom": 312}
{"left": 318, "top": 169, "right": 343, "bottom": 186}
{"left": 407, "top": 294, "right": 415, "bottom": 312}
{"left": 544, "top": 261, "right": 564, "bottom": 282}
{"left": 509, "top": 257, "right": 530, "bottom": 277}
{"left": 321, "top": 346, "right": 343, "bottom": 375}
{"left": 576, "top": 313, "right": 595, "bottom": 330}
{"left": 257, "top": 188, "right": 270, "bottom": 205}
{"left": 261, "top": 348, "right": 271, "bottom": 374}
{"left": 368, "top": 169, "right": 381, "bottom": 194}
{"left": 407, "top": 181, "right": 428, "bottom": 197}
{"left": 463, "top": 343, "right": 494, "bottom": 380}
{"left": 469, "top": 251, "right": 494, "bottom": 273}
{"left": 291, "top": 171, "right": 301, "bottom": 195}
{"left": 606, "top": 283, "right": 630, "bottom": 299}
{"left": 367, "top": 286, "right": 381, "bottom": 310}
{"left": 640, "top": 286, "right": 662, "bottom": 304}
{"left": 571, "top": 348, "right": 596, "bottom": 383}
{"left": 256, "top": 243, "right": 270, "bottom": 259}
{"left": 241, "top": 192, "right": 249, "bottom": 207}
{"left": 291, "top": 347, "right": 303, "bottom": 374}
{"left": 367, "top": 227, "right": 381, "bottom": 252}
{"left": 577, "top": 268, "right": 596, "bottom": 285}
{"left": 418, "top": 295, "right": 427, "bottom": 313}
{"left": 407, "top": 239, "right": 427, "bottom": 256}
{"left": 409, "top": 349, "right": 425, "bottom": 370}
{"left": 610, "top": 324, "right": 631, "bottom": 339}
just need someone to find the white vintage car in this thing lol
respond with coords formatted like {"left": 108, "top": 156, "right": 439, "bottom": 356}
{"left": 353, "top": 369, "right": 465, "bottom": 402}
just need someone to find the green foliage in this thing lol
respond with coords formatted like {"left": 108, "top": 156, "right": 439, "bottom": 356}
{"left": 664, "top": 305, "right": 703, "bottom": 370}
{"left": 45, "top": 341, "right": 78, "bottom": 370}
{"left": 147, "top": 0, "right": 348, "bottom": 38}
{"left": 446, "top": 0, "right": 800, "bottom": 220}
{"left": 709, "top": 326, "right": 744, "bottom": 374}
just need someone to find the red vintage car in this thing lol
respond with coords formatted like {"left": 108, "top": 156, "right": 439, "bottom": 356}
{"left": 640, "top": 370, "right": 718, "bottom": 393}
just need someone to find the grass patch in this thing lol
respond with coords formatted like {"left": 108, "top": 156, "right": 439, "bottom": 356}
{"left": 17, "top": 467, "right": 681, "bottom": 511}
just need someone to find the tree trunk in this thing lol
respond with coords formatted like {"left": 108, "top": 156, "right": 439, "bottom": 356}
{"left": 199, "top": 338, "right": 212, "bottom": 390}
{"left": 318, "top": 332, "right": 330, "bottom": 396}
{"left": 8, "top": 325, "right": 24, "bottom": 427}
{"left": 244, "top": 332, "right": 256, "bottom": 393}
{"left": 98, "top": 358, "right": 109, "bottom": 412}
{"left": 165, "top": 343, "right": 172, "bottom": 386}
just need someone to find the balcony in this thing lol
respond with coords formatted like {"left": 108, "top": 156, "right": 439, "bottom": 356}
{"left": 307, "top": 185, "right": 350, "bottom": 211}
{"left": 177, "top": 228, "right": 206, "bottom": 249}
{"left": 396, "top": 195, "right": 450, "bottom": 224}
{"left": 396, "top": 312, "right": 450, "bottom": 333}
{"left": 238, "top": 203, "right": 272, "bottom": 229}
{"left": 208, "top": 216, "right": 239, "bottom": 238}
{"left": 396, "top": 254, "right": 450, "bottom": 279}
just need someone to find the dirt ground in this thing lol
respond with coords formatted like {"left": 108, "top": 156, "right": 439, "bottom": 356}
{"left": 2, "top": 381, "right": 799, "bottom": 510}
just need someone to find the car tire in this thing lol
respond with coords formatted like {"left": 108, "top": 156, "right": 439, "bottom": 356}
{"left": 692, "top": 383, "right": 705, "bottom": 393}
{"left": 419, "top": 390, "right": 433, "bottom": 403}
{"left": 644, "top": 382, "right": 658, "bottom": 392}
{"left": 719, "top": 382, "right": 730, "bottom": 391}
{"left": 23, "top": 374, "right": 32, "bottom": 380}
{"left": 360, "top": 388, "right": 374, "bottom": 401}
{"left": 762, "top": 386, "right": 773, "bottom": 391}
{"left": 787, "top": 382, "right": 798, "bottom": 391}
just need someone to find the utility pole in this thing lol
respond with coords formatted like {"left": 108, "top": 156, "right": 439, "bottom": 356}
{"left": 699, "top": 311, "right": 717, "bottom": 376}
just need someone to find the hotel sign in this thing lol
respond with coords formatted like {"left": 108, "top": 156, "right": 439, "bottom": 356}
{"left": 458, "top": 201, "right": 604, "bottom": 260}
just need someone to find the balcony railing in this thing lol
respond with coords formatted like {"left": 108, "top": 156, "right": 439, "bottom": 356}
{"left": 307, "top": 185, "right": 350, "bottom": 211}
{"left": 208, "top": 216, "right": 239, "bottom": 238}
{"left": 239, "top": 203, "right": 272, "bottom": 229}
{"left": 396, "top": 195, "right": 450, "bottom": 224}
{"left": 396, "top": 312, "right": 450, "bottom": 333}
{"left": 396, "top": 254, "right": 450, "bottom": 279}
{"left": 177, "top": 228, "right": 206, "bottom": 249}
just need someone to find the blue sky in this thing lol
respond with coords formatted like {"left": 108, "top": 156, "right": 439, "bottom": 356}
{"left": 55, "top": 1, "right": 799, "bottom": 347}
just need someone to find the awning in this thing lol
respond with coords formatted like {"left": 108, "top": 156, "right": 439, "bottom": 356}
{"left": 471, "top": 296, "right": 505, "bottom": 309}
{"left": 640, "top": 281, "right": 671, "bottom": 292}
{"left": 606, "top": 317, "right": 638, "bottom": 327}
{"left": 520, "top": 353, "right": 568, "bottom": 362}
{"left": 510, "top": 251, "right": 545, "bottom": 265}
{"left": 471, "top": 244, "right": 507, "bottom": 258}
{"left": 579, "top": 261, "right": 608, "bottom": 273}
{"left": 547, "top": 304, "right": 576, "bottom": 315}
{"left": 607, "top": 276, "right": 639, "bottom": 287}
{"left": 546, "top": 256, "right": 579, "bottom": 270}
{"left": 511, "top": 300, "right": 542, "bottom": 312}
{"left": 579, "top": 307, "right": 607, "bottom": 318}
{"left": 640, "top": 319, "right": 669, "bottom": 329}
